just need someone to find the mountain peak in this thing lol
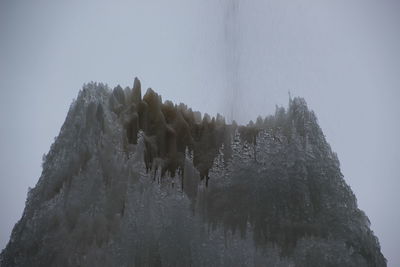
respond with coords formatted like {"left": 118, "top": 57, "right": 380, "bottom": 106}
{"left": 1, "top": 79, "right": 386, "bottom": 266}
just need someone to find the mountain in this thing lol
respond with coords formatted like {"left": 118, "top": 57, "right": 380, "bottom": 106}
{"left": 0, "top": 79, "right": 386, "bottom": 267}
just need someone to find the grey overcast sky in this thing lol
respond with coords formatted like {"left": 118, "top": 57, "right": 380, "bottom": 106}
{"left": 0, "top": 0, "right": 399, "bottom": 265}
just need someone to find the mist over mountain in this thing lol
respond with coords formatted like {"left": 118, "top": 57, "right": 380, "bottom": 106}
{"left": 0, "top": 80, "right": 386, "bottom": 266}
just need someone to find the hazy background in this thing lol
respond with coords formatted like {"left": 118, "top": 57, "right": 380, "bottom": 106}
{"left": 0, "top": 0, "right": 399, "bottom": 265}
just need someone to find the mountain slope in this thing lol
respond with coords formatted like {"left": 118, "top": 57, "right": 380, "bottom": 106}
{"left": 0, "top": 79, "right": 386, "bottom": 266}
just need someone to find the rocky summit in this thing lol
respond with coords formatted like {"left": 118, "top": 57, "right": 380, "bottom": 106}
{"left": 0, "top": 79, "right": 386, "bottom": 266}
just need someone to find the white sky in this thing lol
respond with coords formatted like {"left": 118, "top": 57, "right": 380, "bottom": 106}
{"left": 0, "top": 0, "right": 399, "bottom": 265}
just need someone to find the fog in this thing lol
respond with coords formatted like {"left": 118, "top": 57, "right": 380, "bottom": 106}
{"left": 0, "top": 0, "right": 399, "bottom": 265}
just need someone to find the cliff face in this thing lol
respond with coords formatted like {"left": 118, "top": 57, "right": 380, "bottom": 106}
{"left": 1, "top": 80, "right": 386, "bottom": 267}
